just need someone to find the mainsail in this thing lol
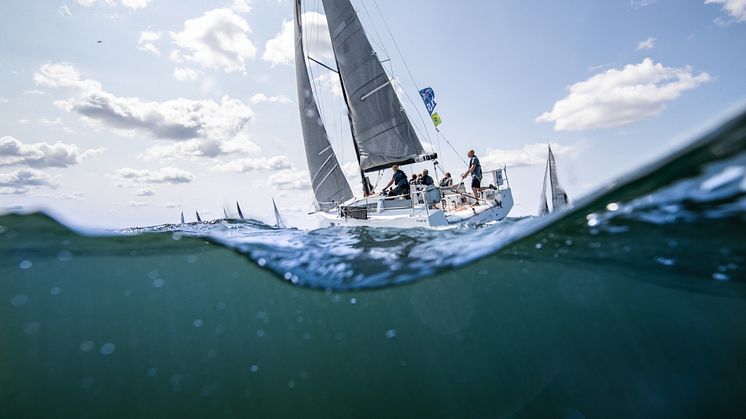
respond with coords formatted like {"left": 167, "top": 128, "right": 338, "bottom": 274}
{"left": 321, "top": 0, "right": 431, "bottom": 173}
{"left": 294, "top": 0, "right": 353, "bottom": 210}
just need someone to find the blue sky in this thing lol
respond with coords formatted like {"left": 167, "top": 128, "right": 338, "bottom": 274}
{"left": 0, "top": 0, "right": 744, "bottom": 228}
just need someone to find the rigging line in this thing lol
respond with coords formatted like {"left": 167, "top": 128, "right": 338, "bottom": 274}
{"left": 370, "top": 0, "right": 435, "bottom": 149}
{"left": 438, "top": 130, "right": 467, "bottom": 165}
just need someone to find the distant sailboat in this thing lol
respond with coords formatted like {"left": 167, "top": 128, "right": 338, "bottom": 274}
{"left": 180, "top": 212, "right": 185, "bottom": 224}
{"left": 272, "top": 199, "right": 286, "bottom": 229}
{"left": 195, "top": 211, "right": 202, "bottom": 223}
{"left": 236, "top": 201, "right": 245, "bottom": 220}
{"left": 538, "top": 145, "right": 569, "bottom": 215}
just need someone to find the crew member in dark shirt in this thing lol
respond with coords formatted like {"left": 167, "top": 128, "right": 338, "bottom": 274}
{"left": 381, "top": 164, "right": 410, "bottom": 197}
{"left": 419, "top": 169, "right": 434, "bottom": 186}
{"left": 461, "top": 150, "right": 483, "bottom": 205}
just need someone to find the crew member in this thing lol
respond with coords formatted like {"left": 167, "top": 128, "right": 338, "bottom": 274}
{"left": 381, "top": 164, "right": 410, "bottom": 197}
{"left": 439, "top": 172, "right": 453, "bottom": 187}
{"left": 461, "top": 150, "right": 482, "bottom": 205}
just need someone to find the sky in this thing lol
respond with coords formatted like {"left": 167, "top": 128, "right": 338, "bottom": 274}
{"left": 0, "top": 0, "right": 745, "bottom": 229}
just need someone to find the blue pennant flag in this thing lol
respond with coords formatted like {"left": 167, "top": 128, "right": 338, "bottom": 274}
{"left": 419, "top": 87, "right": 437, "bottom": 115}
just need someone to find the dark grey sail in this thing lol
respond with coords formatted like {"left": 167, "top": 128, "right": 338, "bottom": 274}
{"left": 295, "top": 0, "right": 354, "bottom": 210}
{"left": 548, "top": 146, "right": 568, "bottom": 210}
{"left": 321, "top": 0, "right": 433, "bottom": 173}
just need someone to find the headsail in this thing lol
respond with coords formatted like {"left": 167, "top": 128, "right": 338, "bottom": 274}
{"left": 548, "top": 145, "right": 568, "bottom": 210}
{"left": 195, "top": 211, "right": 202, "bottom": 223}
{"left": 321, "top": 0, "right": 432, "bottom": 173}
{"left": 294, "top": 0, "right": 354, "bottom": 210}
{"left": 538, "top": 157, "right": 550, "bottom": 216}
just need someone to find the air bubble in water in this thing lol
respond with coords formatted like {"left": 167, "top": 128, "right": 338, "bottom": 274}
{"left": 11, "top": 294, "right": 29, "bottom": 307}
{"left": 100, "top": 342, "right": 116, "bottom": 355}
{"left": 712, "top": 272, "right": 729, "bottom": 281}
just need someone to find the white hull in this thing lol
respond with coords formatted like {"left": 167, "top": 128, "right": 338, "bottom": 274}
{"left": 318, "top": 187, "right": 514, "bottom": 229}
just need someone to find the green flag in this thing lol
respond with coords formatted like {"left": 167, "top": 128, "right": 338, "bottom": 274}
{"left": 431, "top": 112, "right": 442, "bottom": 127}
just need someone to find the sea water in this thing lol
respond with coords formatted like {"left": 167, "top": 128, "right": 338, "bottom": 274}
{"left": 1, "top": 112, "right": 744, "bottom": 418}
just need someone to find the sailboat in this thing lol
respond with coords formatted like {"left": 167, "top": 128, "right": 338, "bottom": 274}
{"left": 236, "top": 202, "right": 245, "bottom": 220}
{"left": 272, "top": 199, "right": 286, "bottom": 229}
{"left": 294, "top": 0, "right": 513, "bottom": 228}
{"left": 538, "top": 145, "right": 569, "bottom": 215}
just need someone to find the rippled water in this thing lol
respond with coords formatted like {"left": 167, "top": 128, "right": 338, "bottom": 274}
{"left": 0, "top": 111, "right": 744, "bottom": 417}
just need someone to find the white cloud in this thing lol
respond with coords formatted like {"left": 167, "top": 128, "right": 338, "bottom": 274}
{"left": 35, "top": 63, "right": 254, "bottom": 142}
{"left": 263, "top": 12, "right": 331, "bottom": 66}
{"left": 315, "top": 71, "right": 342, "bottom": 97}
{"left": 536, "top": 58, "right": 711, "bottom": 131}
{"left": 121, "top": 0, "right": 151, "bottom": 9}
{"left": 0, "top": 168, "right": 59, "bottom": 195}
{"left": 706, "top": 0, "right": 746, "bottom": 22}
{"left": 141, "top": 134, "right": 260, "bottom": 160}
{"left": 173, "top": 67, "right": 200, "bottom": 81}
{"left": 342, "top": 161, "right": 361, "bottom": 187}
{"left": 58, "top": 5, "right": 72, "bottom": 16}
{"left": 231, "top": 0, "right": 252, "bottom": 14}
{"left": 0, "top": 97, "right": 8, "bottom": 103}
{"left": 268, "top": 170, "right": 311, "bottom": 191}
{"left": 630, "top": 0, "right": 657, "bottom": 9}
{"left": 76, "top": 0, "right": 153, "bottom": 10}
{"left": 138, "top": 31, "right": 162, "bottom": 55}
{"left": 249, "top": 93, "right": 291, "bottom": 105}
{"left": 39, "top": 118, "right": 63, "bottom": 126}
{"left": 636, "top": 37, "right": 656, "bottom": 50}
{"left": 136, "top": 187, "right": 155, "bottom": 196}
{"left": 170, "top": 8, "right": 257, "bottom": 73}
{"left": 480, "top": 143, "right": 576, "bottom": 169}
{"left": 262, "top": 20, "right": 294, "bottom": 66}
{"left": 116, "top": 167, "right": 195, "bottom": 184}
{"left": 214, "top": 156, "right": 294, "bottom": 173}
{"left": 126, "top": 201, "right": 148, "bottom": 207}
{"left": 0, "top": 136, "right": 103, "bottom": 168}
